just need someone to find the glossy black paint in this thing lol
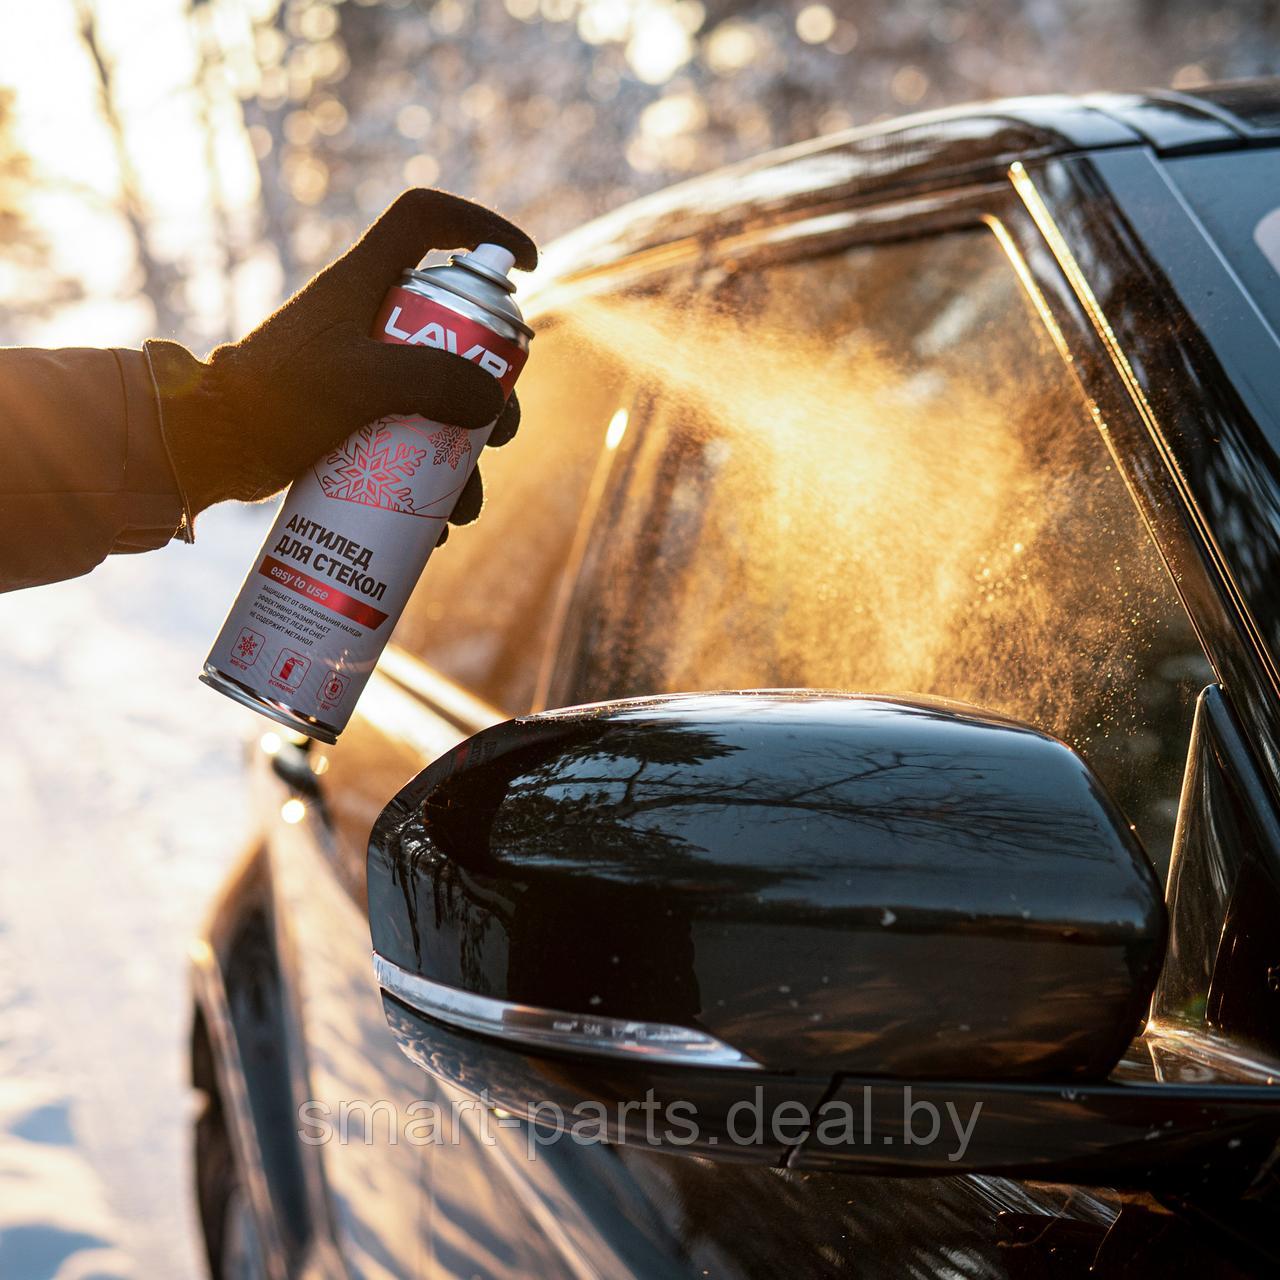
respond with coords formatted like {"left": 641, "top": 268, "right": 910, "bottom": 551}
{"left": 1154, "top": 686, "right": 1280, "bottom": 1055}
{"left": 1080, "top": 92, "right": 1244, "bottom": 154}
{"left": 369, "top": 694, "right": 1280, "bottom": 1191}
{"left": 382, "top": 993, "right": 1280, "bottom": 1190}
{"left": 381, "top": 995, "right": 833, "bottom": 1164}
{"left": 1168, "top": 79, "right": 1280, "bottom": 138}
{"left": 538, "top": 84, "right": 1276, "bottom": 283}
{"left": 190, "top": 82, "right": 1280, "bottom": 1279}
{"left": 536, "top": 101, "right": 1142, "bottom": 282}
{"left": 795, "top": 1074, "right": 1280, "bottom": 1188}
{"left": 369, "top": 692, "right": 1165, "bottom": 1080}
{"left": 190, "top": 845, "right": 319, "bottom": 1273}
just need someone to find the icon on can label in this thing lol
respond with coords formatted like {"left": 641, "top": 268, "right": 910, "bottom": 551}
{"left": 318, "top": 670, "right": 349, "bottom": 709}
{"left": 231, "top": 627, "right": 265, "bottom": 669}
{"left": 270, "top": 649, "right": 311, "bottom": 691}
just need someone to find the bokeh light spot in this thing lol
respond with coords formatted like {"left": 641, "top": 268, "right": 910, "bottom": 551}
{"left": 397, "top": 104, "right": 433, "bottom": 139}
{"left": 890, "top": 64, "right": 930, "bottom": 105}
{"left": 796, "top": 4, "right": 837, "bottom": 45}
{"left": 704, "top": 18, "right": 763, "bottom": 73}
{"left": 626, "top": 8, "right": 694, "bottom": 84}
{"left": 403, "top": 153, "right": 441, "bottom": 186}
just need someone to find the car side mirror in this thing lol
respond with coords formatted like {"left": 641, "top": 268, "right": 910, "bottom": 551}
{"left": 367, "top": 692, "right": 1276, "bottom": 1181}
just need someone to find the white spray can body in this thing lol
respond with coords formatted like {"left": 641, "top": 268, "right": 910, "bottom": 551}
{"left": 201, "top": 244, "right": 531, "bottom": 742}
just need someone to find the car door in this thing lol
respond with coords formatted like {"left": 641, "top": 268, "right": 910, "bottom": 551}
{"left": 521, "top": 195, "right": 1239, "bottom": 1274}
{"left": 300, "top": 175, "right": 1251, "bottom": 1275}
{"left": 263, "top": 302, "right": 631, "bottom": 1277}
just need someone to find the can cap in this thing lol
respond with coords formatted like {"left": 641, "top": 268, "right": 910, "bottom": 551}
{"left": 468, "top": 242, "right": 517, "bottom": 278}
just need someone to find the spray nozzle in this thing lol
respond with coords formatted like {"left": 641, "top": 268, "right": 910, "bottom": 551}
{"left": 461, "top": 242, "right": 517, "bottom": 286}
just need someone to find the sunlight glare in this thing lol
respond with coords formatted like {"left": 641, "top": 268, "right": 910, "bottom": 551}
{"left": 604, "top": 407, "right": 629, "bottom": 449}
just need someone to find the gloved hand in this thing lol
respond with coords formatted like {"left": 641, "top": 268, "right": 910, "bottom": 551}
{"left": 145, "top": 188, "right": 537, "bottom": 541}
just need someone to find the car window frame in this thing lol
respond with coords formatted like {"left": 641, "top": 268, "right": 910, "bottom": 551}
{"left": 379, "top": 169, "right": 1255, "bottom": 835}
{"left": 537, "top": 180, "right": 1222, "bottom": 840}
{"left": 529, "top": 180, "right": 1239, "bottom": 896}
{"left": 1016, "top": 152, "right": 1280, "bottom": 805}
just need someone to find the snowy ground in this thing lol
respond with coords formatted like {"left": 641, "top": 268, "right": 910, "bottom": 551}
{"left": 0, "top": 501, "right": 277, "bottom": 1279}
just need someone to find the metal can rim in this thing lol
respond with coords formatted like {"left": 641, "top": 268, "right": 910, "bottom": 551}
{"left": 400, "top": 267, "right": 534, "bottom": 341}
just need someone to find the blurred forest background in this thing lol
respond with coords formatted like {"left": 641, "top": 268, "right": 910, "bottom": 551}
{"left": 2, "top": 0, "right": 1279, "bottom": 352}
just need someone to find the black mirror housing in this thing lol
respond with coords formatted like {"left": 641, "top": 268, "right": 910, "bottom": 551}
{"left": 369, "top": 691, "right": 1165, "bottom": 1082}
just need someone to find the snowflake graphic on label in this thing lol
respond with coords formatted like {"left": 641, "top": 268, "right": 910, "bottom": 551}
{"left": 317, "top": 421, "right": 428, "bottom": 514}
{"left": 428, "top": 425, "right": 472, "bottom": 470}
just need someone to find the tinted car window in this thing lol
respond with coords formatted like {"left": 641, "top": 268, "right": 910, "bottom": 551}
{"left": 393, "top": 309, "right": 627, "bottom": 714}
{"left": 557, "top": 228, "right": 1211, "bottom": 873}
{"left": 1164, "top": 149, "right": 1280, "bottom": 343}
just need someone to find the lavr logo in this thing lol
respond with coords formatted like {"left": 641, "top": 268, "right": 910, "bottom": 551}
{"left": 383, "top": 306, "right": 510, "bottom": 378}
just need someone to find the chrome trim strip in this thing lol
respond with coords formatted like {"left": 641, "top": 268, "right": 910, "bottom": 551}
{"left": 1145, "top": 1021, "right": 1280, "bottom": 1086}
{"left": 373, "top": 952, "right": 762, "bottom": 1070}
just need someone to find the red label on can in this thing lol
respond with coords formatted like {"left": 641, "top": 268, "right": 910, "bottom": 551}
{"left": 205, "top": 267, "right": 531, "bottom": 743}
{"left": 258, "top": 555, "right": 390, "bottom": 628}
{"left": 373, "top": 287, "right": 527, "bottom": 395}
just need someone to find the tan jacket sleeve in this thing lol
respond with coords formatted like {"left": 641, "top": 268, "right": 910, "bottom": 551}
{"left": 0, "top": 346, "right": 186, "bottom": 592}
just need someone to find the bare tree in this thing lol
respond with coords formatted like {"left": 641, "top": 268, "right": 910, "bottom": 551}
{"left": 0, "top": 89, "right": 81, "bottom": 342}
{"left": 188, "top": 1, "right": 247, "bottom": 344}
{"left": 74, "top": 0, "right": 186, "bottom": 337}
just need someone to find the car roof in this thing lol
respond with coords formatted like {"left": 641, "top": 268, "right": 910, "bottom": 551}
{"left": 1162, "top": 79, "right": 1280, "bottom": 138}
{"left": 535, "top": 80, "right": 1280, "bottom": 287}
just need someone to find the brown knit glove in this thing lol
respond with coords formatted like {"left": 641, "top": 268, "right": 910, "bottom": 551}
{"left": 146, "top": 189, "right": 537, "bottom": 538}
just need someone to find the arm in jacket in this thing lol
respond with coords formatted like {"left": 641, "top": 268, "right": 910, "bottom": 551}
{"left": 0, "top": 189, "right": 536, "bottom": 594}
{"left": 0, "top": 346, "right": 184, "bottom": 592}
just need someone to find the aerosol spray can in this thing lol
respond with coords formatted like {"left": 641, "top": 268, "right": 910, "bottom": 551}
{"left": 201, "top": 243, "right": 532, "bottom": 743}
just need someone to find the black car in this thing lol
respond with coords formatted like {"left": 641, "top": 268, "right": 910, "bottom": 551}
{"left": 191, "top": 83, "right": 1280, "bottom": 1279}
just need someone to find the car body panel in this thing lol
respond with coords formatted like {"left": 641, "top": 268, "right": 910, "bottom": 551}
{"left": 1159, "top": 79, "right": 1280, "bottom": 139}
{"left": 192, "top": 84, "right": 1280, "bottom": 1278}
{"left": 532, "top": 85, "right": 1277, "bottom": 288}
{"left": 1154, "top": 685, "right": 1280, "bottom": 1053}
